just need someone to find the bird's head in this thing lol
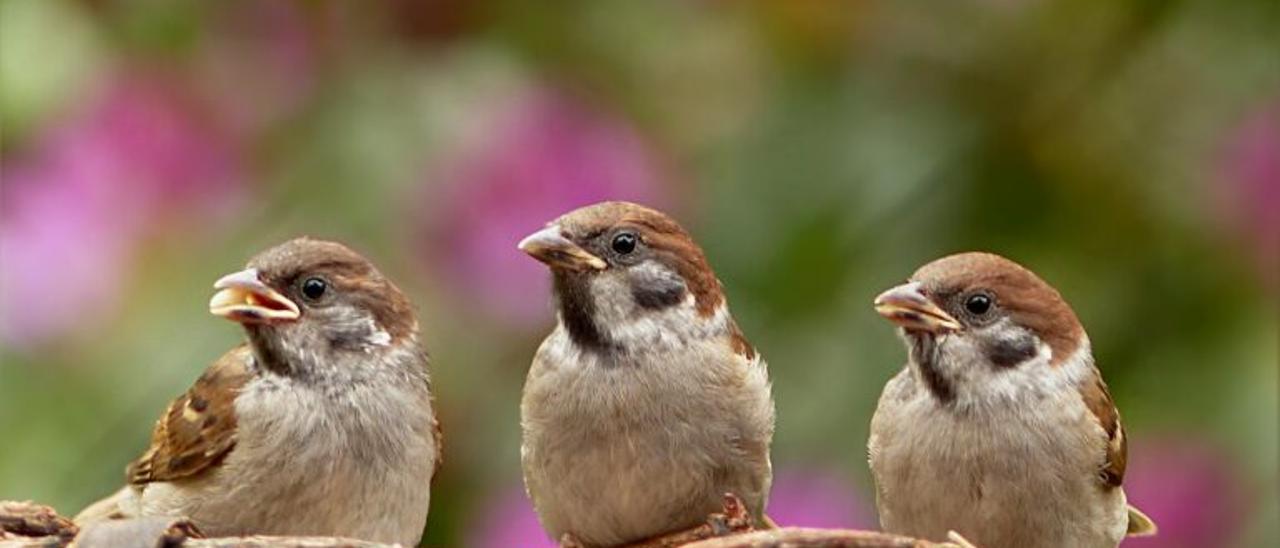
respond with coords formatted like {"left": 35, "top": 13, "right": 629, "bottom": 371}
{"left": 209, "top": 237, "right": 418, "bottom": 376}
{"left": 874, "top": 252, "right": 1086, "bottom": 404}
{"left": 518, "top": 201, "right": 739, "bottom": 354}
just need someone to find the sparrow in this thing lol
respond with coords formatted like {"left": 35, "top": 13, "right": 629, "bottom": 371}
{"left": 75, "top": 238, "right": 440, "bottom": 545}
{"left": 867, "top": 252, "right": 1156, "bottom": 548}
{"left": 517, "top": 201, "right": 775, "bottom": 547}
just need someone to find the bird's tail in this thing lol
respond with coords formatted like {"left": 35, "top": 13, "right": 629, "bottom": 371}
{"left": 74, "top": 486, "right": 137, "bottom": 524}
{"left": 1125, "top": 504, "right": 1158, "bottom": 537}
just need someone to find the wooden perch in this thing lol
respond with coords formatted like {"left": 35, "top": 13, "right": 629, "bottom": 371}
{"left": 608, "top": 495, "right": 970, "bottom": 548}
{"left": 0, "top": 501, "right": 393, "bottom": 548}
{"left": 0, "top": 501, "right": 78, "bottom": 547}
{"left": 682, "top": 528, "right": 968, "bottom": 548}
{"left": 1, "top": 499, "right": 970, "bottom": 548}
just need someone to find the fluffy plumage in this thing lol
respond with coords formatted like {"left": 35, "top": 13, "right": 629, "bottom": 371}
{"left": 77, "top": 238, "right": 439, "bottom": 546}
{"left": 519, "top": 202, "right": 774, "bottom": 547}
{"left": 868, "top": 252, "right": 1155, "bottom": 548}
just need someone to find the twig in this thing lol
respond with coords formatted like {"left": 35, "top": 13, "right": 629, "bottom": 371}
{"left": 0, "top": 501, "right": 77, "bottom": 547}
{"left": 681, "top": 528, "right": 956, "bottom": 548}
{"left": 617, "top": 494, "right": 756, "bottom": 548}
{"left": 1, "top": 499, "right": 968, "bottom": 548}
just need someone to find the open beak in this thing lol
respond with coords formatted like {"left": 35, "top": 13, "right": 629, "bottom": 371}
{"left": 518, "top": 225, "right": 607, "bottom": 272}
{"left": 874, "top": 281, "right": 962, "bottom": 334}
{"left": 209, "top": 268, "right": 301, "bottom": 324}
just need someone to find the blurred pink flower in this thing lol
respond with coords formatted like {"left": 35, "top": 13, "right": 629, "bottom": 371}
{"left": 425, "top": 89, "right": 668, "bottom": 325}
{"left": 765, "top": 465, "right": 877, "bottom": 529}
{"left": 0, "top": 76, "right": 241, "bottom": 349}
{"left": 1218, "top": 100, "right": 1280, "bottom": 288}
{"left": 1123, "top": 438, "right": 1246, "bottom": 548}
{"left": 468, "top": 484, "right": 556, "bottom": 548}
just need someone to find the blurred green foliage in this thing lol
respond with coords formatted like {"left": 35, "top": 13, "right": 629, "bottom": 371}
{"left": 1, "top": 1, "right": 1276, "bottom": 546}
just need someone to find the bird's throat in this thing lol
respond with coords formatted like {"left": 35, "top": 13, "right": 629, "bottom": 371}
{"left": 909, "top": 333, "right": 955, "bottom": 404}
{"left": 245, "top": 326, "right": 299, "bottom": 377}
{"left": 553, "top": 272, "right": 616, "bottom": 353}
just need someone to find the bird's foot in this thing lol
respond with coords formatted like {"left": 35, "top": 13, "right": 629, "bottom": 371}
{"left": 620, "top": 493, "right": 756, "bottom": 548}
{"left": 559, "top": 533, "right": 587, "bottom": 548}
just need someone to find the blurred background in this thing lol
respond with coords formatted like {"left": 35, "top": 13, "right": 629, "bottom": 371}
{"left": 0, "top": 0, "right": 1276, "bottom": 546}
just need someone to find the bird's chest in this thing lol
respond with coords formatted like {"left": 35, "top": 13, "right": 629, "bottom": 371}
{"left": 870, "top": 388, "right": 1124, "bottom": 547}
{"left": 174, "top": 379, "right": 436, "bottom": 544}
{"left": 521, "top": 344, "right": 765, "bottom": 545}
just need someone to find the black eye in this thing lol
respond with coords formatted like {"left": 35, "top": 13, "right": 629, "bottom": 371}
{"left": 965, "top": 293, "right": 992, "bottom": 315}
{"left": 301, "top": 277, "right": 327, "bottom": 301}
{"left": 611, "top": 233, "right": 637, "bottom": 254}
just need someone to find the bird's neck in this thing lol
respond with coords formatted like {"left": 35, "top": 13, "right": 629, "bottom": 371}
{"left": 907, "top": 333, "right": 956, "bottom": 404}
{"left": 907, "top": 331, "right": 1090, "bottom": 411}
{"left": 555, "top": 297, "right": 734, "bottom": 361}
{"left": 244, "top": 325, "right": 425, "bottom": 385}
{"left": 246, "top": 326, "right": 298, "bottom": 376}
{"left": 553, "top": 272, "right": 618, "bottom": 352}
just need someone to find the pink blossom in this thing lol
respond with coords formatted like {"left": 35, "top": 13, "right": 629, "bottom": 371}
{"left": 764, "top": 465, "right": 877, "bottom": 529}
{"left": 424, "top": 89, "right": 668, "bottom": 326}
{"left": 1123, "top": 438, "right": 1246, "bottom": 548}
{"left": 0, "top": 76, "right": 241, "bottom": 349}
{"left": 468, "top": 484, "right": 556, "bottom": 548}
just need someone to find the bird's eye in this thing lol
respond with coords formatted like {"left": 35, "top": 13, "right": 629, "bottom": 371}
{"left": 965, "top": 293, "right": 992, "bottom": 315}
{"left": 611, "top": 233, "right": 637, "bottom": 254}
{"left": 301, "top": 277, "right": 327, "bottom": 301}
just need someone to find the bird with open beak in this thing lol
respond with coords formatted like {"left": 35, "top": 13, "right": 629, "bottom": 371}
{"left": 868, "top": 252, "right": 1156, "bottom": 547}
{"left": 517, "top": 202, "right": 775, "bottom": 547}
{"left": 76, "top": 238, "right": 440, "bottom": 546}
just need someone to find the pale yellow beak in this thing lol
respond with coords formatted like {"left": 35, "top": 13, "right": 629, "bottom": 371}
{"left": 209, "top": 268, "right": 301, "bottom": 324}
{"left": 518, "top": 225, "right": 607, "bottom": 272}
{"left": 874, "top": 281, "right": 962, "bottom": 333}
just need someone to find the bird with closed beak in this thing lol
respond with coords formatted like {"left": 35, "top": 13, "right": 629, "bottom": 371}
{"left": 76, "top": 238, "right": 440, "bottom": 546}
{"left": 517, "top": 202, "right": 775, "bottom": 547}
{"left": 868, "top": 252, "right": 1156, "bottom": 548}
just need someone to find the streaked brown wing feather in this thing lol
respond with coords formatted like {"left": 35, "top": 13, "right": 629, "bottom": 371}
{"left": 1079, "top": 366, "right": 1126, "bottom": 489}
{"left": 127, "top": 345, "right": 252, "bottom": 485}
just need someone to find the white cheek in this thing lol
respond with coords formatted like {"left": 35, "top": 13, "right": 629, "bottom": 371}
{"left": 366, "top": 326, "right": 392, "bottom": 347}
{"left": 354, "top": 315, "right": 391, "bottom": 348}
{"left": 941, "top": 319, "right": 1095, "bottom": 408}
{"left": 582, "top": 261, "right": 730, "bottom": 351}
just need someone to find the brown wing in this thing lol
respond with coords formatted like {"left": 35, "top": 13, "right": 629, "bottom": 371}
{"left": 1079, "top": 366, "right": 1126, "bottom": 489}
{"left": 126, "top": 345, "right": 252, "bottom": 485}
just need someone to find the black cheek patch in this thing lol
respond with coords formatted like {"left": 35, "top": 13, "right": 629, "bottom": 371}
{"left": 986, "top": 334, "right": 1039, "bottom": 368}
{"left": 631, "top": 273, "right": 687, "bottom": 310}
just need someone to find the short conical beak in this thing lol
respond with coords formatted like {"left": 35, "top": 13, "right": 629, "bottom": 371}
{"left": 874, "top": 281, "right": 962, "bottom": 333}
{"left": 209, "top": 268, "right": 301, "bottom": 324}
{"left": 518, "top": 225, "right": 607, "bottom": 271}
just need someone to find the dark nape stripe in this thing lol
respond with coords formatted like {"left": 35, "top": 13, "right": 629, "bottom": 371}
{"left": 910, "top": 334, "right": 954, "bottom": 403}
